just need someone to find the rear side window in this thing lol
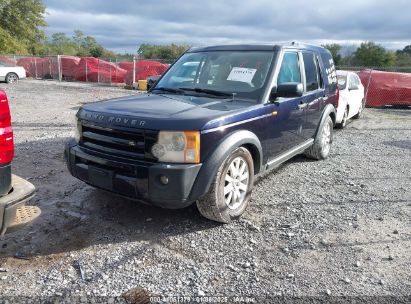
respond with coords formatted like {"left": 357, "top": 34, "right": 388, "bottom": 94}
{"left": 316, "top": 56, "right": 324, "bottom": 88}
{"left": 337, "top": 74, "right": 347, "bottom": 90}
{"left": 303, "top": 52, "right": 319, "bottom": 91}
{"left": 349, "top": 74, "right": 357, "bottom": 87}
{"left": 353, "top": 74, "right": 361, "bottom": 86}
{"left": 277, "top": 52, "right": 301, "bottom": 85}
{"left": 320, "top": 51, "right": 338, "bottom": 90}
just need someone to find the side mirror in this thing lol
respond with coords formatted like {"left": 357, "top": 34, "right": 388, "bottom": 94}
{"left": 348, "top": 83, "right": 359, "bottom": 90}
{"left": 271, "top": 82, "right": 304, "bottom": 99}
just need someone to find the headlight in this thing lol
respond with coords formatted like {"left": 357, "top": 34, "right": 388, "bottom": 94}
{"left": 74, "top": 117, "right": 82, "bottom": 142}
{"left": 151, "top": 131, "right": 200, "bottom": 163}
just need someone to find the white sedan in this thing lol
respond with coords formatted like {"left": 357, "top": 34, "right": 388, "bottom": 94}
{"left": 336, "top": 70, "right": 365, "bottom": 128}
{"left": 0, "top": 64, "right": 26, "bottom": 83}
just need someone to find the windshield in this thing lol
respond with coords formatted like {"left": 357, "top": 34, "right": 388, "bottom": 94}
{"left": 337, "top": 74, "right": 347, "bottom": 90}
{"left": 153, "top": 51, "right": 275, "bottom": 102}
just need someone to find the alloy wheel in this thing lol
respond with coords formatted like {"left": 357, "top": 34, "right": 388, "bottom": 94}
{"left": 341, "top": 108, "right": 348, "bottom": 127}
{"left": 7, "top": 74, "right": 18, "bottom": 83}
{"left": 321, "top": 122, "right": 331, "bottom": 155}
{"left": 223, "top": 156, "right": 249, "bottom": 210}
{"left": 358, "top": 102, "right": 363, "bottom": 115}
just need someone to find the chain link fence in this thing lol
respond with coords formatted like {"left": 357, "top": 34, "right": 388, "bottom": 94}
{"left": 338, "top": 66, "right": 411, "bottom": 108}
{"left": 1, "top": 55, "right": 410, "bottom": 107}
{"left": 0, "top": 55, "right": 171, "bottom": 86}
{"left": 0, "top": 55, "right": 60, "bottom": 80}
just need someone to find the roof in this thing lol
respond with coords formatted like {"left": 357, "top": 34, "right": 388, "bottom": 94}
{"left": 336, "top": 70, "right": 354, "bottom": 76}
{"left": 188, "top": 42, "right": 327, "bottom": 53}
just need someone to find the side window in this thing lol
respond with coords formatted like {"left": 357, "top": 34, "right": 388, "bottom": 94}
{"left": 349, "top": 74, "right": 358, "bottom": 87}
{"left": 277, "top": 52, "right": 301, "bottom": 85}
{"left": 354, "top": 75, "right": 361, "bottom": 86}
{"left": 316, "top": 57, "right": 324, "bottom": 88}
{"left": 320, "top": 51, "right": 338, "bottom": 91}
{"left": 303, "top": 52, "right": 319, "bottom": 91}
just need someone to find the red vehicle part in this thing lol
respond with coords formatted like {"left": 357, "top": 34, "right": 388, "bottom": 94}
{"left": 75, "top": 57, "right": 127, "bottom": 83}
{"left": 0, "top": 90, "right": 39, "bottom": 235}
{"left": 17, "top": 57, "right": 57, "bottom": 79}
{"left": 60, "top": 56, "right": 81, "bottom": 80}
{"left": 0, "top": 56, "right": 17, "bottom": 66}
{"left": 119, "top": 60, "right": 169, "bottom": 85}
{"left": 0, "top": 90, "right": 14, "bottom": 164}
{"left": 357, "top": 69, "right": 411, "bottom": 107}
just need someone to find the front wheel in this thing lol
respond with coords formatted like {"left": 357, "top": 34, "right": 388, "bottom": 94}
{"left": 196, "top": 147, "right": 254, "bottom": 223}
{"left": 305, "top": 116, "right": 333, "bottom": 160}
{"left": 5, "top": 72, "right": 18, "bottom": 84}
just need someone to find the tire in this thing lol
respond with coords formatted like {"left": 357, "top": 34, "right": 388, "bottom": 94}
{"left": 5, "top": 72, "right": 18, "bottom": 84}
{"left": 305, "top": 116, "right": 333, "bottom": 160}
{"left": 196, "top": 147, "right": 254, "bottom": 223}
{"left": 337, "top": 106, "right": 349, "bottom": 129}
{"left": 353, "top": 99, "right": 364, "bottom": 119}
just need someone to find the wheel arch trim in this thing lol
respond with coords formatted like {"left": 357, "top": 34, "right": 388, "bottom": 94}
{"left": 189, "top": 130, "right": 263, "bottom": 201}
{"left": 317, "top": 104, "right": 336, "bottom": 137}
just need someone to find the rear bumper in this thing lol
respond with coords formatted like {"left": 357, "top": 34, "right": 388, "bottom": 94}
{"left": 335, "top": 99, "right": 347, "bottom": 124}
{"left": 0, "top": 175, "right": 38, "bottom": 235}
{"left": 65, "top": 140, "right": 202, "bottom": 209}
{"left": 335, "top": 106, "right": 344, "bottom": 124}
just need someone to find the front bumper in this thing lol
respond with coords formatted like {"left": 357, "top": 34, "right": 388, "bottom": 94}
{"left": 65, "top": 140, "right": 202, "bottom": 209}
{"left": 0, "top": 175, "right": 38, "bottom": 235}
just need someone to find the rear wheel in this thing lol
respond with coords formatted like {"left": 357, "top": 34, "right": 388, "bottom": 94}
{"left": 353, "top": 99, "right": 364, "bottom": 119}
{"left": 6, "top": 72, "right": 18, "bottom": 84}
{"left": 337, "top": 106, "right": 349, "bottom": 128}
{"left": 305, "top": 116, "right": 333, "bottom": 160}
{"left": 196, "top": 147, "right": 254, "bottom": 223}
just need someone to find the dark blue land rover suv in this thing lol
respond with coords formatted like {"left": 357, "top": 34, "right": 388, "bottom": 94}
{"left": 65, "top": 43, "right": 338, "bottom": 223}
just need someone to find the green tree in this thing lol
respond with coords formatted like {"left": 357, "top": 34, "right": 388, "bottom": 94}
{"left": 77, "top": 36, "right": 103, "bottom": 57}
{"left": 353, "top": 42, "right": 396, "bottom": 67}
{"left": 51, "top": 33, "right": 70, "bottom": 46}
{"left": 102, "top": 49, "right": 121, "bottom": 59}
{"left": 395, "top": 44, "right": 411, "bottom": 67}
{"left": 89, "top": 45, "right": 104, "bottom": 58}
{"left": 0, "top": 28, "right": 28, "bottom": 54}
{"left": 81, "top": 36, "right": 98, "bottom": 50}
{"left": 43, "top": 31, "right": 107, "bottom": 57}
{"left": 72, "top": 30, "right": 85, "bottom": 51}
{"left": 137, "top": 44, "right": 190, "bottom": 61}
{"left": 44, "top": 32, "right": 76, "bottom": 55}
{"left": 0, "top": 0, "right": 47, "bottom": 54}
{"left": 402, "top": 45, "right": 411, "bottom": 54}
{"left": 322, "top": 43, "right": 342, "bottom": 66}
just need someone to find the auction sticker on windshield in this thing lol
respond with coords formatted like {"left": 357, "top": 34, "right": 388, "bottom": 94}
{"left": 227, "top": 67, "right": 257, "bottom": 83}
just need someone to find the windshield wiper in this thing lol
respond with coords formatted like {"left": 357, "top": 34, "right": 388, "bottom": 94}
{"left": 179, "top": 87, "right": 232, "bottom": 98}
{"left": 152, "top": 87, "right": 185, "bottom": 94}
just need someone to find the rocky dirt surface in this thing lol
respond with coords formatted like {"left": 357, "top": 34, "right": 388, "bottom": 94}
{"left": 0, "top": 80, "right": 410, "bottom": 303}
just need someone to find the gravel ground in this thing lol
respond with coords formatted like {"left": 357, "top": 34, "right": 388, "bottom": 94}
{"left": 0, "top": 80, "right": 410, "bottom": 303}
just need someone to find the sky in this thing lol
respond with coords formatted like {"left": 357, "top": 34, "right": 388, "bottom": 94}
{"left": 43, "top": 0, "right": 410, "bottom": 54}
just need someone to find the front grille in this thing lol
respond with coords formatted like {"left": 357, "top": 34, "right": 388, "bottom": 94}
{"left": 79, "top": 122, "right": 158, "bottom": 160}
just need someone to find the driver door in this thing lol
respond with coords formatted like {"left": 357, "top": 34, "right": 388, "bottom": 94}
{"left": 265, "top": 51, "right": 306, "bottom": 159}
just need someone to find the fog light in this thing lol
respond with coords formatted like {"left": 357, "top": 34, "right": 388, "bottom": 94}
{"left": 160, "top": 175, "right": 169, "bottom": 185}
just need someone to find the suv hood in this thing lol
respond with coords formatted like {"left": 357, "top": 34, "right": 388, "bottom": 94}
{"left": 78, "top": 93, "right": 256, "bottom": 131}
